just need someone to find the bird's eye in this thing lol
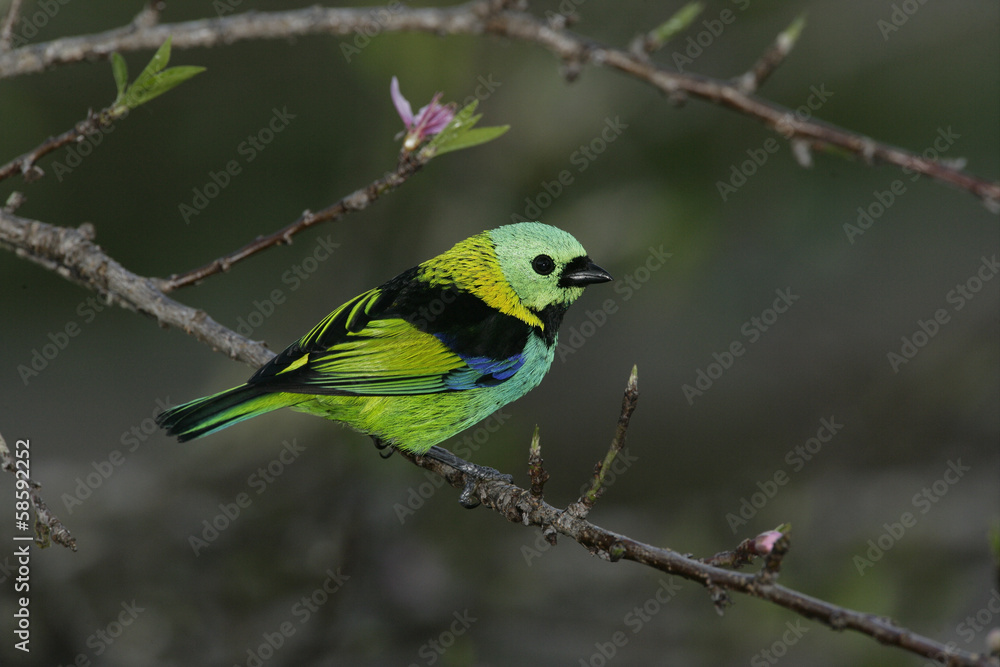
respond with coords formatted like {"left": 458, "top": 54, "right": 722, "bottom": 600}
{"left": 531, "top": 254, "right": 555, "bottom": 276}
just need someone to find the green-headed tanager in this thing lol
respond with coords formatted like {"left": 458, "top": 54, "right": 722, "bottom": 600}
{"left": 156, "top": 222, "right": 612, "bottom": 490}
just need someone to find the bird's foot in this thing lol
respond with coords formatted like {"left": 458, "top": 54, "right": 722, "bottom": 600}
{"left": 423, "top": 445, "right": 513, "bottom": 509}
{"left": 372, "top": 437, "right": 394, "bottom": 459}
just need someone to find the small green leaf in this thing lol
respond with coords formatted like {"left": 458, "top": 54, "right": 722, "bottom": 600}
{"left": 111, "top": 53, "right": 128, "bottom": 99}
{"left": 123, "top": 65, "right": 206, "bottom": 109}
{"left": 424, "top": 100, "right": 479, "bottom": 149}
{"left": 130, "top": 38, "right": 173, "bottom": 100}
{"left": 433, "top": 125, "right": 510, "bottom": 155}
{"left": 421, "top": 99, "right": 509, "bottom": 156}
{"left": 109, "top": 37, "right": 205, "bottom": 113}
{"left": 649, "top": 2, "right": 704, "bottom": 48}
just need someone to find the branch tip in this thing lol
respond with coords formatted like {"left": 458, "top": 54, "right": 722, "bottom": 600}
{"left": 575, "top": 365, "right": 640, "bottom": 515}
{"left": 0, "top": 431, "right": 77, "bottom": 551}
{"left": 527, "top": 425, "right": 549, "bottom": 499}
{"left": 735, "top": 12, "right": 806, "bottom": 94}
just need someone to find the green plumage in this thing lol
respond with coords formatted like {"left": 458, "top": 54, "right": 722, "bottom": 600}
{"left": 156, "top": 222, "right": 611, "bottom": 453}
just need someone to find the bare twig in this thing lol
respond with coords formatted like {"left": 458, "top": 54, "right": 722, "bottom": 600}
{"left": 567, "top": 365, "right": 639, "bottom": 519}
{"left": 0, "top": 431, "right": 76, "bottom": 550}
{"left": 629, "top": 2, "right": 704, "bottom": 57}
{"left": 0, "top": 106, "right": 122, "bottom": 184}
{"left": 4, "top": 190, "right": 26, "bottom": 213}
{"left": 0, "top": 4, "right": 994, "bottom": 662}
{"left": 527, "top": 426, "right": 549, "bottom": 499}
{"left": 704, "top": 537, "right": 760, "bottom": 569}
{"left": 704, "top": 526, "right": 791, "bottom": 574}
{"left": 734, "top": 13, "right": 807, "bottom": 94}
{"left": 0, "top": 2, "right": 996, "bottom": 207}
{"left": 400, "top": 446, "right": 990, "bottom": 667}
{"left": 159, "top": 151, "right": 431, "bottom": 291}
{"left": 1, "top": 207, "right": 990, "bottom": 664}
{"left": 0, "top": 210, "right": 274, "bottom": 368}
{"left": 0, "top": 0, "right": 24, "bottom": 51}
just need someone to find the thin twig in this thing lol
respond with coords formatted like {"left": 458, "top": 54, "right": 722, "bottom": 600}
{"left": 0, "top": 106, "right": 122, "bottom": 184}
{"left": 567, "top": 365, "right": 639, "bottom": 519}
{"left": 159, "top": 151, "right": 431, "bottom": 291}
{"left": 0, "top": 210, "right": 274, "bottom": 368}
{"left": 0, "top": 207, "right": 990, "bottom": 664}
{"left": 0, "top": 0, "right": 24, "bottom": 51}
{"left": 398, "top": 440, "right": 989, "bottom": 667}
{"left": 703, "top": 526, "right": 790, "bottom": 572}
{"left": 0, "top": 5, "right": 994, "bottom": 661}
{"left": 0, "top": 2, "right": 996, "bottom": 208}
{"left": 527, "top": 426, "right": 548, "bottom": 499}
{"left": 0, "top": 431, "right": 76, "bottom": 550}
{"left": 704, "top": 538, "right": 760, "bottom": 569}
{"left": 734, "top": 13, "right": 807, "bottom": 94}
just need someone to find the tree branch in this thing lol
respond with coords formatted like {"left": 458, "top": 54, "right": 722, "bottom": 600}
{"left": 3, "top": 200, "right": 992, "bottom": 666}
{"left": 160, "top": 150, "right": 431, "bottom": 291}
{"left": 1, "top": 1, "right": 996, "bottom": 208}
{"left": 399, "top": 419, "right": 992, "bottom": 667}
{"left": 3, "top": 201, "right": 989, "bottom": 662}
{"left": 0, "top": 210, "right": 273, "bottom": 368}
{"left": 1, "top": 3, "right": 994, "bottom": 662}
{"left": 0, "top": 106, "right": 122, "bottom": 184}
{"left": 565, "top": 364, "right": 639, "bottom": 520}
{"left": 0, "top": 431, "right": 76, "bottom": 550}
{"left": 0, "top": 0, "right": 24, "bottom": 51}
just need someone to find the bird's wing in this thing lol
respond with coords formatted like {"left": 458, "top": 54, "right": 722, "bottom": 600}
{"left": 247, "top": 286, "right": 526, "bottom": 396}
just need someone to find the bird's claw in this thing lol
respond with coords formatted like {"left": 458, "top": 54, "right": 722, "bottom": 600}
{"left": 372, "top": 437, "right": 394, "bottom": 459}
{"left": 459, "top": 479, "right": 481, "bottom": 509}
{"left": 457, "top": 465, "right": 513, "bottom": 509}
{"left": 422, "top": 445, "right": 512, "bottom": 508}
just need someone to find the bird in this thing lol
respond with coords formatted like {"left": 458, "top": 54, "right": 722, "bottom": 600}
{"left": 156, "top": 221, "right": 611, "bottom": 502}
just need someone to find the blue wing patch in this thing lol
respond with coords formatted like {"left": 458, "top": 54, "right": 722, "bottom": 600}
{"left": 435, "top": 333, "right": 525, "bottom": 390}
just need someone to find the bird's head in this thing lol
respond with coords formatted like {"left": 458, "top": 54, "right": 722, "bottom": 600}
{"left": 419, "top": 222, "right": 612, "bottom": 330}
{"left": 490, "top": 222, "right": 612, "bottom": 311}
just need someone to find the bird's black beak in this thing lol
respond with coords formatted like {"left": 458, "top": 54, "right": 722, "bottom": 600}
{"left": 560, "top": 257, "right": 613, "bottom": 287}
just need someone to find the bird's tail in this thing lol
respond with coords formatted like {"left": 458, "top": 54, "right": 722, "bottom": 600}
{"left": 156, "top": 384, "right": 294, "bottom": 442}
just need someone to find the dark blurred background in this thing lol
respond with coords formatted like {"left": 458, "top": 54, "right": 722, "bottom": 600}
{"left": 1, "top": 1, "right": 997, "bottom": 665}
